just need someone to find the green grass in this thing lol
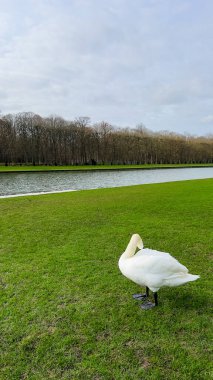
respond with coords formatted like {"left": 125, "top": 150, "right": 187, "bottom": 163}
{"left": 0, "top": 163, "right": 212, "bottom": 172}
{"left": 0, "top": 179, "right": 212, "bottom": 379}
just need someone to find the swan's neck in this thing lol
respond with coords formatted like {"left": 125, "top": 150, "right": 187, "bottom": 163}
{"left": 121, "top": 239, "right": 137, "bottom": 259}
{"left": 120, "top": 234, "right": 143, "bottom": 261}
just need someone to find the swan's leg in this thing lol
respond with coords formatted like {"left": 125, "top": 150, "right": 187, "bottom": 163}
{"left": 133, "top": 287, "right": 149, "bottom": 300}
{"left": 140, "top": 292, "right": 158, "bottom": 310}
{"left": 154, "top": 292, "right": 158, "bottom": 306}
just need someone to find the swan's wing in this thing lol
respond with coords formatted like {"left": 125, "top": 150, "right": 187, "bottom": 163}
{"left": 132, "top": 253, "right": 189, "bottom": 292}
{"left": 135, "top": 248, "right": 171, "bottom": 257}
{"left": 134, "top": 249, "right": 188, "bottom": 275}
{"left": 151, "top": 254, "right": 188, "bottom": 275}
{"left": 121, "top": 248, "right": 189, "bottom": 292}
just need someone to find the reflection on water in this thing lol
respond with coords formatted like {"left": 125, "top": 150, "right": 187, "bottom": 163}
{"left": 0, "top": 167, "right": 212, "bottom": 197}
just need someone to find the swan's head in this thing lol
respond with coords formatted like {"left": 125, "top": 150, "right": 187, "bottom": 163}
{"left": 131, "top": 234, "right": 143, "bottom": 249}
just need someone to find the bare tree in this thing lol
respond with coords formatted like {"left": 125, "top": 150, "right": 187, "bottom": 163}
{"left": 0, "top": 112, "right": 212, "bottom": 166}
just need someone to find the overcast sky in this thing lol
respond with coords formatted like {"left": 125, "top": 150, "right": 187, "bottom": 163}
{"left": 0, "top": 0, "right": 213, "bottom": 135}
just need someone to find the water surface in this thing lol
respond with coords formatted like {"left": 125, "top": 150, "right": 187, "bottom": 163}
{"left": 0, "top": 167, "right": 212, "bottom": 198}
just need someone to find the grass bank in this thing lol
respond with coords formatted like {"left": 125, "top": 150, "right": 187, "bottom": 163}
{"left": 0, "top": 163, "right": 212, "bottom": 172}
{"left": 0, "top": 179, "right": 212, "bottom": 379}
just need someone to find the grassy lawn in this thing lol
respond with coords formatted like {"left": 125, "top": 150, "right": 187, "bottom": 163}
{"left": 0, "top": 179, "right": 212, "bottom": 379}
{"left": 0, "top": 163, "right": 212, "bottom": 172}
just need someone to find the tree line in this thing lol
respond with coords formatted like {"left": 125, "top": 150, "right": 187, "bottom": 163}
{"left": 0, "top": 112, "right": 212, "bottom": 166}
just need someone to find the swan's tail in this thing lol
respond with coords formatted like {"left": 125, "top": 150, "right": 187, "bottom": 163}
{"left": 165, "top": 273, "right": 200, "bottom": 287}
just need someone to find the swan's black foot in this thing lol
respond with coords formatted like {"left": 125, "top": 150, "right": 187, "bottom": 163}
{"left": 133, "top": 293, "right": 147, "bottom": 301}
{"left": 133, "top": 287, "right": 150, "bottom": 301}
{"left": 140, "top": 301, "right": 156, "bottom": 310}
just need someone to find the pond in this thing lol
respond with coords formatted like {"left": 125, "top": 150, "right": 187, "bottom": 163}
{"left": 0, "top": 167, "right": 212, "bottom": 198}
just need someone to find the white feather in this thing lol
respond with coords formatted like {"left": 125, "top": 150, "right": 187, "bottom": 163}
{"left": 118, "top": 234, "right": 199, "bottom": 292}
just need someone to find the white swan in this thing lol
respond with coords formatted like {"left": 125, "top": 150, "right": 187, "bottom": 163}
{"left": 118, "top": 234, "right": 200, "bottom": 309}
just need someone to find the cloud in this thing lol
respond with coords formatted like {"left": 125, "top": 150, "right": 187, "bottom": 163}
{"left": 0, "top": 0, "right": 213, "bottom": 135}
{"left": 201, "top": 115, "right": 213, "bottom": 124}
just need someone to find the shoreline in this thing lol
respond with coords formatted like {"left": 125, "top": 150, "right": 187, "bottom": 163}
{"left": 0, "top": 163, "right": 212, "bottom": 174}
{"left": 0, "top": 189, "right": 77, "bottom": 199}
{"left": 0, "top": 177, "right": 212, "bottom": 199}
